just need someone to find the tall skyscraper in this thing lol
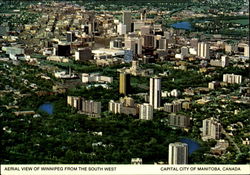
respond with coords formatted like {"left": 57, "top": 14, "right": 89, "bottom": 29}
{"left": 122, "top": 11, "right": 132, "bottom": 33}
{"left": 119, "top": 72, "right": 131, "bottom": 95}
{"left": 149, "top": 77, "right": 161, "bottom": 109}
{"left": 168, "top": 142, "right": 188, "bottom": 165}
{"left": 139, "top": 103, "right": 153, "bottom": 120}
{"left": 197, "top": 42, "right": 210, "bottom": 59}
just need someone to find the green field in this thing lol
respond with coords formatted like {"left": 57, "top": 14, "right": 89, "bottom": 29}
{"left": 229, "top": 19, "right": 249, "bottom": 25}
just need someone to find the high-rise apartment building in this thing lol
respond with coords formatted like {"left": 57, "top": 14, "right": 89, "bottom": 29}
{"left": 197, "top": 42, "right": 210, "bottom": 59}
{"left": 202, "top": 118, "right": 221, "bottom": 141}
{"left": 169, "top": 114, "right": 190, "bottom": 128}
{"left": 119, "top": 72, "right": 131, "bottom": 95}
{"left": 149, "top": 77, "right": 161, "bottom": 109}
{"left": 168, "top": 142, "right": 188, "bottom": 165}
{"left": 109, "top": 100, "right": 122, "bottom": 114}
{"left": 139, "top": 103, "right": 153, "bottom": 120}
{"left": 223, "top": 74, "right": 242, "bottom": 84}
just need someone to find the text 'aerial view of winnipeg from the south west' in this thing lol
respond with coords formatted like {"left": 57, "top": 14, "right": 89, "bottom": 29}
{"left": 0, "top": 0, "right": 249, "bottom": 165}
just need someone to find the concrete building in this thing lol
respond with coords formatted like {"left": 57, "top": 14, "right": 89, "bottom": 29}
{"left": 108, "top": 97, "right": 139, "bottom": 116}
{"left": 56, "top": 42, "right": 71, "bottom": 57}
{"left": 75, "top": 48, "right": 93, "bottom": 61}
{"left": 149, "top": 77, "right": 161, "bottom": 109}
{"left": 139, "top": 103, "right": 153, "bottom": 120}
{"left": 117, "top": 23, "right": 126, "bottom": 35}
{"left": 122, "top": 11, "right": 132, "bottom": 33}
{"left": 181, "top": 46, "right": 189, "bottom": 59}
{"left": 197, "top": 42, "right": 210, "bottom": 59}
{"left": 202, "top": 118, "right": 221, "bottom": 141}
{"left": 81, "top": 73, "right": 113, "bottom": 84}
{"left": 223, "top": 74, "right": 242, "bottom": 84}
{"left": 169, "top": 114, "right": 190, "bottom": 128}
{"left": 131, "top": 158, "right": 143, "bottom": 165}
{"left": 109, "top": 100, "right": 122, "bottom": 114}
{"left": 119, "top": 72, "right": 131, "bottom": 95}
{"left": 244, "top": 45, "right": 249, "bottom": 57}
{"left": 190, "top": 38, "right": 198, "bottom": 50}
{"left": 81, "top": 100, "right": 101, "bottom": 117}
{"left": 221, "top": 55, "right": 229, "bottom": 67}
{"left": 168, "top": 142, "right": 188, "bottom": 165}
{"left": 143, "top": 34, "right": 155, "bottom": 48}
{"left": 141, "top": 25, "right": 153, "bottom": 35}
{"left": 124, "top": 37, "right": 142, "bottom": 55}
{"left": 208, "top": 81, "right": 220, "bottom": 90}
{"left": 67, "top": 96, "right": 101, "bottom": 117}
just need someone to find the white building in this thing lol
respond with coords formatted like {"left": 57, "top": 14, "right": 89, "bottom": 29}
{"left": 223, "top": 74, "right": 242, "bottom": 84}
{"left": 139, "top": 103, "right": 153, "bottom": 120}
{"left": 81, "top": 73, "right": 113, "bottom": 84}
{"left": 131, "top": 158, "right": 143, "bottom": 165}
{"left": 244, "top": 45, "right": 249, "bottom": 57}
{"left": 198, "top": 42, "right": 210, "bottom": 59}
{"left": 168, "top": 142, "right": 188, "bottom": 165}
{"left": 149, "top": 77, "right": 161, "bottom": 109}
{"left": 117, "top": 23, "right": 126, "bottom": 35}
{"left": 109, "top": 100, "right": 122, "bottom": 114}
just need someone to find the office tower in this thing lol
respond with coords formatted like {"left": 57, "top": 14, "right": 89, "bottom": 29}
{"left": 141, "top": 25, "right": 153, "bottom": 35}
{"left": 119, "top": 72, "right": 131, "bottom": 95}
{"left": 75, "top": 48, "right": 92, "bottom": 61}
{"left": 124, "top": 37, "right": 142, "bottom": 55}
{"left": 149, "top": 77, "right": 161, "bottom": 109}
{"left": 139, "top": 103, "right": 153, "bottom": 120}
{"left": 133, "top": 21, "right": 145, "bottom": 32}
{"left": 57, "top": 42, "right": 71, "bottom": 57}
{"left": 169, "top": 114, "right": 190, "bottom": 128}
{"left": 221, "top": 55, "right": 229, "bottom": 67}
{"left": 143, "top": 34, "right": 155, "bottom": 48}
{"left": 140, "top": 9, "right": 147, "bottom": 21}
{"left": 202, "top": 118, "right": 221, "bottom": 141}
{"left": 190, "top": 38, "right": 198, "bottom": 50}
{"left": 122, "top": 11, "right": 132, "bottom": 33}
{"left": 158, "top": 38, "right": 167, "bottom": 51}
{"left": 197, "top": 42, "right": 210, "bottom": 59}
{"left": 168, "top": 142, "right": 188, "bottom": 165}
{"left": 164, "top": 31, "right": 171, "bottom": 40}
{"left": 181, "top": 46, "right": 189, "bottom": 59}
{"left": 66, "top": 31, "right": 75, "bottom": 43}
{"left": 223, "top": 74, "right": 242, "bottom": 84}
{"left": 117, "top": 23, "right": 126, "bottom": 35}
